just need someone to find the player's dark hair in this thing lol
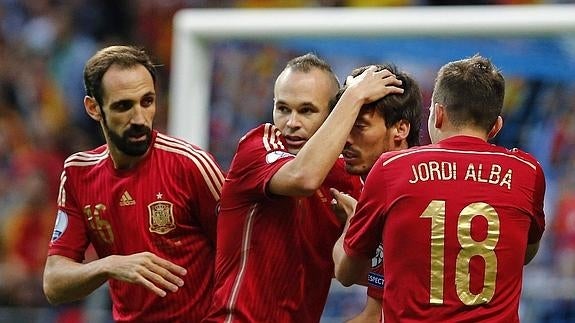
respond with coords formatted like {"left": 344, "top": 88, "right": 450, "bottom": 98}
{"left": 83, "top": 45, "right": 157, "bottom": 108}
{"left": 335, "top": 64, "right": 423, "bottom": 147}
{"left": 432, "top": 54, "right": 504, "bottom": 132}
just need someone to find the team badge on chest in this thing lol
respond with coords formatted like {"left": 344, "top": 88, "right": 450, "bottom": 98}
{"left": 148, "top": 201, "right": 176, "bottom": 234}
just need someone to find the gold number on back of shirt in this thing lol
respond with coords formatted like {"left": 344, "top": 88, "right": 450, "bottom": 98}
{"left": 421, "top": 200, "right": 499, "bottom": 306}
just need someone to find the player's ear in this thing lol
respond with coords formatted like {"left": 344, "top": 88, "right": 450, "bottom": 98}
{"left": 488, "top": 115, "right": 503, "bottom": 139}
{"left": 84, "top": 96, "right": 102, "bottom": 121}
{"left": 433, "top": 103, "right": 445, "bottom": 129}
{"left": 394, "top": 119, "right": 410, "bottom": 142}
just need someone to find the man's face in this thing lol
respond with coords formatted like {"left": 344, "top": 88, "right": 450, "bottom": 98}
{"left": 343, "top": 108, "right": 394, "bottom": 177}
{"left": 272, "top": 68, "right": 338, "bottom": 155}
{"left": 99, "top": 64, "right": 156, "bottom": 156}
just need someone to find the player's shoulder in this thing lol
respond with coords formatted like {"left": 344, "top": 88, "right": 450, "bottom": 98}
{"left": 227, "top": 123, "right": 293, "bottom": 175}
{"left": 154, "top": 131, "right": 206, "bottom": 154}
{"left": 377, "top": 145, "right": 428, "bottom": 167}
{"left": 498, "top": 146, "right": 542, "bottom": 170}
{"left": 237, "top": 123, "right": 286, "bottom": 152}
{"left": 242, "top": 123, "right": 280, "bottom": 144}
{"left": 63, "top": 144, "right": 109, "bottom": 169}
{"left": 463, "top": 139, "right": 543, "bottom": 170}
{"left": 154, "top": 131, "right": 222, "bottom": 169}
{"left": 503, "top": 146, "right": 537, "bottom": 161}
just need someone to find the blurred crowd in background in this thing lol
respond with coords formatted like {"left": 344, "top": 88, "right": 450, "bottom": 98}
{"left": 0, "top": 0, "right": 574, "bottom": 322}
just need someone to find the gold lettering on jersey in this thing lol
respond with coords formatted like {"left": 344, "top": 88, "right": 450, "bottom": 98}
{"left": 83, "top": 204, "right": 114, "bottom": 243}
{"left": 409, "top": 162, "right": 512, "bottom": 190}
{"left": 408, "top": 162, "right": 456, "bottom": 183}
{"left": 464, "top": 163, "right": 512, "bottom": 190}
{"left": 148, "top": 201, "right": 176, "bottom": 234}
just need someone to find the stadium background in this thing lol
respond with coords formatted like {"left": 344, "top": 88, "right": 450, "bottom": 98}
{"left": 0, "top": 1, "right": 574, "bottom": 322}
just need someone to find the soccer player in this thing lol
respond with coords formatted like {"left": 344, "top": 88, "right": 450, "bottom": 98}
{"left": 203, "top": 53, "right": 404, "bottom": 322}
{"left": 43, "top": 45, "right": 225, "bottom": 322}
{"left": 331, "top": 63, "right": 422, "bottom": 323}
{"left": 334, "top": 55, "right": 546, "bottom": 322}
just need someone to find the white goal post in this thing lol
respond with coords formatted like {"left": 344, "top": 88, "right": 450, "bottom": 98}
{"left": 169, "top": 4, "right": 575, "bottom": 148}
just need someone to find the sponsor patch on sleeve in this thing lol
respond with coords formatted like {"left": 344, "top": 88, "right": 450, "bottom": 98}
{"left": 367, "top": 272, "right": 385, "bottom": 288}
{"left": 51, "top": 210, "right": 68, "bottom": 242}
{"left": 265, "top": 150, "right": 293, "bottom": 164}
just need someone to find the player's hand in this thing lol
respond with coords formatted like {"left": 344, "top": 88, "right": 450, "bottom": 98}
{"left": 344, "top": 65, "right": 404, "bottom": 105}
{"left": 330, "top": 188, "right": 358, "bottom": 224}
{"left": 105, "top": 252, "right": 187, "bottom": 297}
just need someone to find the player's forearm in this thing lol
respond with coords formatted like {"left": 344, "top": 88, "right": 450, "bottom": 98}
{"left": 333, "top": 217, "right": 371, "bottom": 286}
{"left": 334, "top": 250, "right": 370, "bottom": 287}
{"left": 333, "top": 213, "right": 351, "bottom": 284}
{"left": 333, "top": 237, "right": 351, "bottom": 285}
{"left": 43, "top": 255, "right": 110, "bottom": 305}
{"left": 333, "top": 236, "right": 363, "bottom": 286}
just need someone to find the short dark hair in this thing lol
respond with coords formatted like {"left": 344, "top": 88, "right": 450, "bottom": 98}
{"left": 83, "top": 45, "right": 157, "bottom": 107}
{"left": 432, "top": 54, "right": 505, "bottom": 132}
{"left": 336, "top": 64, "right": 423, "bottom": 147}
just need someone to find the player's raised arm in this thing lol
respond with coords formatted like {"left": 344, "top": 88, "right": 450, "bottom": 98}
{"left": 269, "top": 67, "right": 403, "bottom": 197}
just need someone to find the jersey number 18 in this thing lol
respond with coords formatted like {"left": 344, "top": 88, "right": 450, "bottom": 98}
{"left": 420, "top": 200, "right": 499, "bottom": 306}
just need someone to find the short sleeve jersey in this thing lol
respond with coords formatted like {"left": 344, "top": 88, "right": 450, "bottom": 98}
{"left": 366, "top": 245, "right": 385, "bottom": 300}
{"left": 344, "top": 136, "right": 546, "bottom": 323}
{"left": 48, "top": 131, "right": 225, "bottom": 323}
{"left": 205, "top": 123, "right": 361, "bottom": 323}
{"left": 355, "top": 179, "right": 385, "bottom": 301}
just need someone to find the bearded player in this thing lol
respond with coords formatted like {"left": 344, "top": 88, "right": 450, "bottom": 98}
{"left": 331, "top": 63, "right": 422, "bottom": 322}
{"left": 43, "top": 45, "right": 225, "bottom": 322}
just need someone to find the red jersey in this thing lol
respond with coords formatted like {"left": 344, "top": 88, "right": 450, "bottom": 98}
{"left": 48, "top": 131, "right": 225, "bottom": 323}
{"left": 344, "top": 136, "right": 546, "bottom": 323}
{"left": 356, "top": 177, "right": 385, "bottom": 301}
{"left": 205, "top": 123, "right": 361, "bottom": 323}
{"left": 366, "top": 242, "right": 384, "bottom": 301}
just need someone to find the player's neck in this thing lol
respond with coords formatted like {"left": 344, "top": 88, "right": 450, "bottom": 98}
{"left": 109, "top": 147, "right": 149, "bottom": 170}
{"left": 439, "top": 128, "right": 489, "bottom": 142}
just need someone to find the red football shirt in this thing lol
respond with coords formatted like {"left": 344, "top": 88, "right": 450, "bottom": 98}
{"left": 366, "top": 242, "right": 384, "bottom": 301}
{"left": 48, "top": 131, "right": 224, "bottom": 323}
{"left": 205, "top": 123, "right": 361, "bottom": 322}
{"left": 354, "top": 178, "right": 385, "bottom": 302}
{"left": 344, "top": 135, "right": 546, "bottom": 323}
{"left": 301, "top": 157, "right": 362, "bottom": 320}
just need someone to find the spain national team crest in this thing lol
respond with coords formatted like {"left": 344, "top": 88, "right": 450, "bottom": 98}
{"left": 148, "top": 201, "right": 176, "bottom": 234}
